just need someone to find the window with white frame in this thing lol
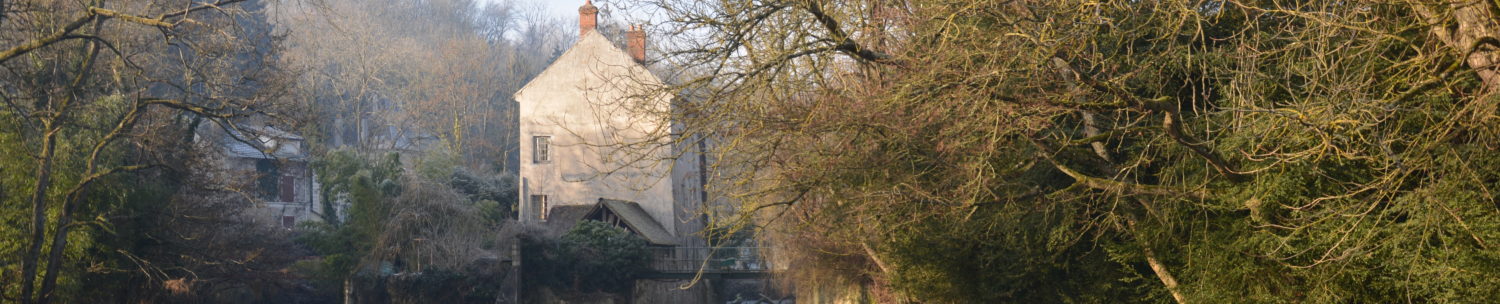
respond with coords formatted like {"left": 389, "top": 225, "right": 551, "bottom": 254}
{"left": 533, "top": 136, "right": 551, "bottom": 163}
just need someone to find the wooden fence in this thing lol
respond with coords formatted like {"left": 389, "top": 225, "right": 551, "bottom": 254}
{"left": 646, "top": 247, "right": 771, "bottom": 274}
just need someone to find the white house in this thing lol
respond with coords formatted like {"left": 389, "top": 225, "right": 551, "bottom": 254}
{"left": 510, "top": 3, "right": 787, "bottom": 303}
{"left": 209, "top": 124, "right": 329, "bottom": 228}
{"left": 514, "top": 0, "right": 705, "bottom": 245}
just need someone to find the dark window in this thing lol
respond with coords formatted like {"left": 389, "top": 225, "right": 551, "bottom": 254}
{"left": 342, "top": 125, "right": 358, "bottom": 147}
{"left": 531, "top": 195, "right": 549, "bottom": 220}
{"left": 255, "top": 159, "right": 280, "bottom": 201}
{"left": 533, "top": 136, "right": 550, "bottom": 163}
{"left": 282, "top": 216, "right": 296, "bottom": 228}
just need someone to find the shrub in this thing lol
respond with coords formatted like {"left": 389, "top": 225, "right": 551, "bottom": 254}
{"left": 523, "top": 220, "right": 651, "bottom": 294}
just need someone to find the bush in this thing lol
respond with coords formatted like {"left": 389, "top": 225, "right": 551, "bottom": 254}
{"left": 449, "top": 169, "right": 517, "bottom": 224}
{"left": 523, "top": 220, "right": 651, "bottom": 294}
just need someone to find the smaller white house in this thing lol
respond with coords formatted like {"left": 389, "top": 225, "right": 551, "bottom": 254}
{"left": 209, "top": 124, "right": 328, "bottom": 228}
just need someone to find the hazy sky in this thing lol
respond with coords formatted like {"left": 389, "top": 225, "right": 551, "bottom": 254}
{"left": 471, "top": 0, "right": 598, "bottom": 34}
{"left": 481, "top": 0, "right": 659, "bottom": 35}
{"left": 539, "top": 1, "right": 583, "bottom": 20}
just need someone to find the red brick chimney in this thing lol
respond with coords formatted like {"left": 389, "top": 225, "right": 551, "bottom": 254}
{"left": 579, "top": 0, "right": 599, "bottom": 38}
{"left": 627, "top": 25, "right": 647, "bottom": 63}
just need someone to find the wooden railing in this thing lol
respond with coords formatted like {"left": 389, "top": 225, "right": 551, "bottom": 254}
{"left": 647, "top": 247, "right": 772, "bottom": 274}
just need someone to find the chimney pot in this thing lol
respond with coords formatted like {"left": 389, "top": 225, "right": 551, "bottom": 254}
{"left": 579, "top": 0, "right": 599, "bottom": 38}
{"left": 627, "top": 25, "right": 647, "bottom": 63}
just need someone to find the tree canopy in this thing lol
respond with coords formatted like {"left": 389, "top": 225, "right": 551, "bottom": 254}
{"left": 638, "top": 0, "right": 1500, "bottom": 302}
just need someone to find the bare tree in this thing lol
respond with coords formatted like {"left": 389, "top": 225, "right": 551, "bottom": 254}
{"left": 273, "top": 0, "right": 568, "bottom": 171}
{"left": 0, "top": 0, "right": 298, "bottom": 303}
{"left": 626, "top": 0, "right": 1500, "bottom": 302}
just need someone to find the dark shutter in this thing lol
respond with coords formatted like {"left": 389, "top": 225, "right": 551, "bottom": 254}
{"left": 279, "top": 175, "right": 295, "bottom": 202}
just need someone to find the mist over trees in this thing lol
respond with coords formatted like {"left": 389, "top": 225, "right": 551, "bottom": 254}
{"left": 272, "top": 0, "right": 571, "bottom": 302}
{"left": 273, "top": 0, "right": 571, "bottom": 171}
{"left": 0, "top": 0, "right": 305, "bottom": 302}
{"left": 1, "top": 0, "right": 565, "bottom": 302}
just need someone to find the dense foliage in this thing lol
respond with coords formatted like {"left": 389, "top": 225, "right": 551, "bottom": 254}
{"left": 522, "top": 220, "right": 651, "bottom": 295}
{"left": 295, "top": 150, "right": 404, "bottom": 293}
{"left": 449, "top": 169, "right": 519, "bottom": 227}
{"left": 643, "top": 0, "right": 1500, "bottom": 302}
{"left": 0, "top": 0, "right": 302, "bottom": 302}
{"left": 6, "top": 0, "right": 1498, "bottom": 302}
{"left": 296, "top": 149, "right": 515, "bottom": 301}
{"left": 2, "top": 0, "right": 549, "bottom": 301}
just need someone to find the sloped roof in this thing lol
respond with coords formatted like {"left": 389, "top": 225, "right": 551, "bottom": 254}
{"left": 544, "top": 204, "right": 598, "bottom": 234}
{"left": 223, "top": 137, "right": 272, "bottom": 159}
{"left": 258, "top": 126, "right": 303, "bottom": 140}
{"left": 221, "top": 127, "right": 306, "bottom": 160}
{"left": 512, "top": 29, "right": 666, "bottom": 104}
{"left": 590, "top": 198, "right": 676, "bottom": 246}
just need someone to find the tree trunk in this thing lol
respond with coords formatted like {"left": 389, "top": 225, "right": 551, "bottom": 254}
{"left": 1127, "top": 216, "right": 1187, "bottom": 304}
{"left": 1449, "top": 1, "right": 1500, "bottom": 89}
{"left": 860, "top": 241, "right": 894, "bottom": 277}
{"left": 1081, "top": 111, "right": 1114, "bottom": 163}
{"left": 1416, "top": 1, "right": 1500, "bottom": 90}
{"left": 1144, "top": 247, "right": 1189, "bottom": 304}
{"left": 36, "top": 195, "right": 77, "bottom": 304}
{"left": 344, "top": 277, "right": 354, "bottom": 304}
{"left": 20, "top": 128, "right": 59, "bottom": 304}
{"left": 37, "top": 30, "right": 104, "bottom": 304}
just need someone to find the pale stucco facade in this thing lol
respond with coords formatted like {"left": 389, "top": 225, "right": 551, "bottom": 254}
{"left": 514, "top": 29, "right": 703, "bottom": 241}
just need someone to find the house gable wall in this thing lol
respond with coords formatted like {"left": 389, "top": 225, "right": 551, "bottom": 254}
{"left": 515, "top": 30, "right": 679, "bottom": 235}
